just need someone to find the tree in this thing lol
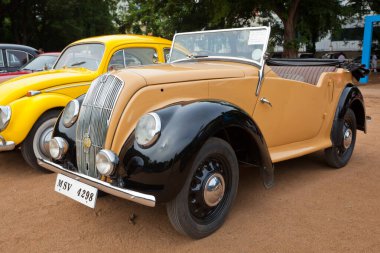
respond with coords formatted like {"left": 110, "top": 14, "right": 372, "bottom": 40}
{"left": 0, "top": 0, "right": 117, "bottom": 51}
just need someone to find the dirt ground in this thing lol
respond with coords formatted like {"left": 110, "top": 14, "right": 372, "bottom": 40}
{"left": 1, "top": 77, "right": 380, "bottom": 253}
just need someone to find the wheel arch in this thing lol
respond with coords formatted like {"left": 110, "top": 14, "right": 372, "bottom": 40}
{"left": 118, "top": 100, "right": 274, "bottom": 203}
{"left": 331, "top": 84, "right": 366, "bottom": 146}
{"left": 3, "top": 92, "right": 72, "bottom": 145}
{"left": 213, "top": 126, "right": 271, "bottom": 177}
{"left": 349, "top": 98, "right": 366, "bottom": 133}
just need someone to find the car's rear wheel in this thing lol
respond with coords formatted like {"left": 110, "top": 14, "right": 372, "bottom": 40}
{"left": 325, "top": 108, "right": 357, "bottom": 168}
{"left": 21, "top": 110, "right": 60, "bottom": 172}
{"left": 166, "top": 137, "right": 239, "bottom": 239}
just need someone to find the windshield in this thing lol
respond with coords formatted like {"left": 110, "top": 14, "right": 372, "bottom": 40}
{"left": 54, "top": 43, "right": 105, "bottom": 71}
{"left": 169, "top": 27, "right": 270, "bottom": 66}
{"left": 22, "top": 55, "right": 59, "bottom": 71}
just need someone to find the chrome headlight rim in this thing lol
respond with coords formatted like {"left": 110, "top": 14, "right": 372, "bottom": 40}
{"left": 49, "top": 137, "right": 69, "bottom": 160}
{"left": 62, "top": 99, "right": 80, "bottom": 128}
{"left": 0, "top": 106, "right": 11, "bottom": 132}
{"left": 95, "top": 149, "right": 119, "bottom": 176}
{"left": 135, "top": 112, "right": 161, "bottom": 148}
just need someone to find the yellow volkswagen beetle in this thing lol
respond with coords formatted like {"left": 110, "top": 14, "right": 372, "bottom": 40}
{"left": 0, "top": 35, "right": 172, "bottom": 171}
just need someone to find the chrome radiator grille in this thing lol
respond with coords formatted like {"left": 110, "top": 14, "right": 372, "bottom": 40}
{"left": 76, "top": 74, "right": 124, "bottom": 178}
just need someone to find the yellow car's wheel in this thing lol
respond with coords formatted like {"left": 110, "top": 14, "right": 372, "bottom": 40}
{"left": 21, "top": 110, "right": 60, "bottom": 172}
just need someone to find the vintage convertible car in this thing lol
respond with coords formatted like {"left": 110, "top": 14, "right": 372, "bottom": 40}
{"left": 39, "top": 27, "right": 368, "bottom": 238}
{"left": 0, "top": 35, "right": 172, "bottom": 171}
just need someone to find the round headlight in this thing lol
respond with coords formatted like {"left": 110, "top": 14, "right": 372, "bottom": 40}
{"left": 49, "top": 137, "right": 68, "bottom": 160}
{"left": 62, "top": 99, "right": 80, "bottom": 128}
{"left": 135, "top": 113, "right": 161, "bottom": 148}
{"left": 96, "top": 150, "right": 119, "bottom": 176}
{"left": 0, "top": 106, "right": 11, "bottom": 131}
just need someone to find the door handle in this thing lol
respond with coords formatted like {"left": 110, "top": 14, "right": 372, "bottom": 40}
{"left": 260, "top": 97, "right": 272, "bottom": 107}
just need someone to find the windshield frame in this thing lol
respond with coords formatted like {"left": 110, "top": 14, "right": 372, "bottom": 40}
{"left": 53, "top": 42, "right": 105, "bottom": 71}
{"left": 168, "top": 26, "right": 271, "bottom": 66}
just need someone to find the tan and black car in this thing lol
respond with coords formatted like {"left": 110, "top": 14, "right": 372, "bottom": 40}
{"left": 38, "top": 27, "right": 368, "bottom": 238}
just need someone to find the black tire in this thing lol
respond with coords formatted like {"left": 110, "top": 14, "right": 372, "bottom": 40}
{"left": 21, "top": 110, "right": 60, "bottom": 172}
{"left": 166, "top": 137, "right": 239, "bottom": 239}
{"left": 325, "top": 108, "right": 357, "bottom": 168}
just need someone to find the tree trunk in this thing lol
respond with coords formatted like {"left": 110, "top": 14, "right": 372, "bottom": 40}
{"left": 280, "top": 0, "right": 301, "bottom": 58}
{"left": 283, "top": 19, "right": 298, "bottom": 58}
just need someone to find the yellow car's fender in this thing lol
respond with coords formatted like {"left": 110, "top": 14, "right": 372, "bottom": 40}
{"left": 2, "top": 93, "right": 73, "bottom": 145}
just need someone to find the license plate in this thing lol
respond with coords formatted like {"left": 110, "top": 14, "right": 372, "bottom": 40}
{"left": 55, "top": 174, "right": 98, "bottom": 208}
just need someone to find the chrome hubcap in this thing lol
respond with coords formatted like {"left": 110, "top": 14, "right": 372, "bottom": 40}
{"left": 343, "top": 128, "right": 352, "bottom": 149}
{"left": 33, "top": 118, "right": 57, "bottom": 159}
{"left": 39, "top": 127, "right": 53, "bottom": 157}
{"left": 203, "top": 173, "right": 225, "bottom": 207}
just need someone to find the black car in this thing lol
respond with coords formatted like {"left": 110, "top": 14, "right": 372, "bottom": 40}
{"left": 0, "top": 44, "right": 39, "bottom": 73}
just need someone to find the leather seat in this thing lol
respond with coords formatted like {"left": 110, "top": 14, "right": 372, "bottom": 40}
{"left": 269, "top": 66, "right": 337, "bottom": 85}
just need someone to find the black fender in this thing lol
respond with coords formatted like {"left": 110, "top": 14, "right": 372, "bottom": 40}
{"left": 331, "top": 84, "right": 366, "bottom": 147}
{"left": 51, "top": 94, "right": 86, "bottom": 169}
{"left": 117, "top": 100, "right": 274, "bottom": 203}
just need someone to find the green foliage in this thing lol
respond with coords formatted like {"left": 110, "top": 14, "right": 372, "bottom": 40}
{"left": 118, "top": 0, "right": 260, "bottom": 39}
{"left": 1, "top": 0, "right": 378, "bottom": 54}
{"left": 0, "top": 0, "right": 117, "bottom": 51}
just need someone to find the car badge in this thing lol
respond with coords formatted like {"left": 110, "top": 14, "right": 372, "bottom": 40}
{"left": 83, "top": 133, "right": 92, "bottom": 153}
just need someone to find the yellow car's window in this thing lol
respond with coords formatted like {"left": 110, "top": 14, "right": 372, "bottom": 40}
{"left": 108, "top": 47, "right": 158, "bottom": 71}
{"left": 164, "top": 48, "right": 171, "bottom": 63}
{"left": 54, "top": 43, "right": 105, "bottom": 71}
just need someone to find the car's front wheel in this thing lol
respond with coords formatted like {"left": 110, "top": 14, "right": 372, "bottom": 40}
{"left": 325, "top": 108, "right": 357, "bottom": 168}
{"left": 166, "top": 137, "right": 239, "bottom": 239}
{"left": 21, "top": 110, "right": 60, "bottom": 172}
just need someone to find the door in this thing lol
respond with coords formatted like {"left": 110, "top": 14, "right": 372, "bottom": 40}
{"left": 253, "top": 77, "right": 332, "bottom": 148}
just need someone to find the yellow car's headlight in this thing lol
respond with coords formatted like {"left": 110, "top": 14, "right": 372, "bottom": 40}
{"left": 0, "top": 106, "right": 11, "bottom": 131}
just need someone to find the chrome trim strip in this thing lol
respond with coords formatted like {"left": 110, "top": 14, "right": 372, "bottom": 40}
{"left": 43, "top": 82, "right": 91, "bottom": 93}
{"left": 0, "top": 135, "right": 15, "bottom": 152}
{"left": 76, "top": 75, "right": 124, "bottom": 178}
{"left": 37, "top": 158, "right": 156, "bottom": 207}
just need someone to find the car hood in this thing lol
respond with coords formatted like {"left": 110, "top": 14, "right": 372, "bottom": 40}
{"left": 115, "top": 61, "right": 248, "bottom": 85}
{"left": 0, "top": 68, "right": 97, "bottom": 105}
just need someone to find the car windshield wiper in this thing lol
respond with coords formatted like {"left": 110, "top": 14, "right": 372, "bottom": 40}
{"left": 70, "top": 61, "right": 86, "bottom": 67}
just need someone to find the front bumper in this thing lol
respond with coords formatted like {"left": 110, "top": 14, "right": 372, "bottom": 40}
{"left": 0, "top": 135, "right": 15, "bottom": 152}
{"left": 37, "top": 158, "right": 156, "bottom": 207}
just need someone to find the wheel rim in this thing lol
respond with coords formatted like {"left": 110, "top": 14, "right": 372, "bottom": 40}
{"left": 337, "top": 116, "right": 354, "bottom": 156}
{"left": 343, "top": 128, "right": 353, "bottom": 149}
{"left": 188, "top": 156, "right": 230, "bottom": 223}
{"left": 203, "top": 173, "right": 225, "bottom": 207}
{"left": 32, "top": 118, "right": 56, "bottom": 159}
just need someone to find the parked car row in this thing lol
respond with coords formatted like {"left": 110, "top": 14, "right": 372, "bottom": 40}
{"left": 0, "top": 52, "right": 60, "bottom": 83}
{"left": 0, "top": 27, "right": 368, "bottom": 239}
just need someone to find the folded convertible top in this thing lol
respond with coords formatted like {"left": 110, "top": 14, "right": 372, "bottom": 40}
{"left": 267, "top": 58, "right": 339, "bottom": 66}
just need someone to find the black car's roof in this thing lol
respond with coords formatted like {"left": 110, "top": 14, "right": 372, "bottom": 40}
{"left": 0, "top": 44, "right": 39, "bottom": 55}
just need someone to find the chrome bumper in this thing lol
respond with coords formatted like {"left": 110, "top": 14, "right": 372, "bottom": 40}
{"left": 37, "top": 158, "right": 156, "bottom": 207}
{"left": 0, "top": 135, "right": 15, "bottom": 152}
